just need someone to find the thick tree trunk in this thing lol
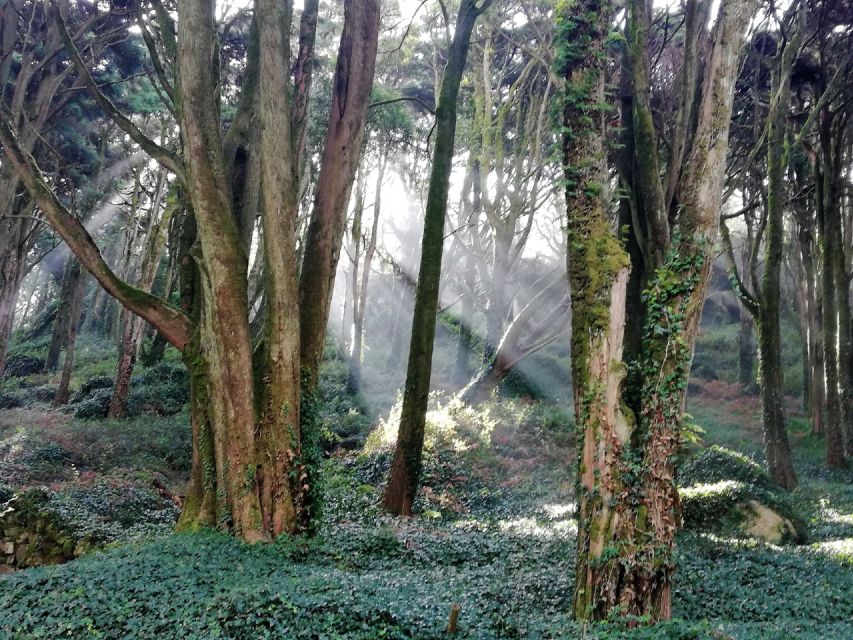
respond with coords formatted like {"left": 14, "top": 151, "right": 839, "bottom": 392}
{"left": 382, "top": 0, "right": 487, "bottom": 515}
{"left": 562, "top": 0, "right": 755, "bottom": 621}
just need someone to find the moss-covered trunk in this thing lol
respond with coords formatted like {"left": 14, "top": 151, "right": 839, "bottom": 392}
{"left": 560, "top": 0, "right": 755, "bottom": 621}
{"left": 756, "top": 47, "right": 798, "bottom": 490}
{"left": 382, "top": 0, "right": 488, "bottom": 515}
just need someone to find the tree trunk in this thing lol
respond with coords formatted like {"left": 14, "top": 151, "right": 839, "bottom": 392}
{"left": 0, "top": 219, "right": 28, "bottom": 379}
{"left": 382, "top": 0, "right": 487, "bottom": 516}
{"left": 562, "top": 0, "right": 755, "bottom": 620}
{"left": 756, "top": 42, "right": 798, "bottom": 490}
{"left": 45, "top": 259, "right": 82, "bottom": 371}
{"left": 817, "top": 123, "right": 847, "bottom": 469}
{"left": 453, "top": 254, "right": 476, "bottom": 386}
{"left": 737, "top": 309, "right": 755, "bottom": 391}
{"left": 54, "top": 269, "right": 88, "bottom": 406}
{"left": 298, "top": 0, "right": 381, "bottom": 392}
{"left": 349, "top": 154, "right": 384, "bottom": 391}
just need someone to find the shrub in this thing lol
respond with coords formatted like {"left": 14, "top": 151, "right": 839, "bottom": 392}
{"left": 3, "top": 354, "right": 44, "bottom": 378}
{"left": 0, "top": 392, "right": 24, "bottom": 409}
{"left": 70, "top": 375, "right": 114, "bottom": 403}
{"left": 126, "top": 362, "right": 189, "bottom": 416}
{"left": 72, "top": 388, "right": 112, "bottom": 419}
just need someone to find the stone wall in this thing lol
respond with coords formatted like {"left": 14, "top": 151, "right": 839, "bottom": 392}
{"left": 1, "top": 489, "right": 93, "bottom": 573}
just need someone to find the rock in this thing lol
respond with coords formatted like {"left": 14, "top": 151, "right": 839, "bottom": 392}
{"left": 4, "top": 354, "right": 44, "bottom": 378}
{"left": 743, "top": 500, "right": 798, "bottom": 544}
{"left": 680, "top": 479, "right": 807, "bottom": 544}
{"left": 1, "top": 540, "right": 13, "bottom": 554}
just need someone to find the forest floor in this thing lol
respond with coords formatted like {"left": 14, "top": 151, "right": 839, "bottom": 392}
{"left": 0, "top": 372, "right": 851, "bottom": 639}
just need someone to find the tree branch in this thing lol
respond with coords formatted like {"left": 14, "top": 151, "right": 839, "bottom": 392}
{"left": 0, "top": 112, "right": 193, "bottom": 350}
{"left": 50, "top": 0, "right": 184, "bottom": 182}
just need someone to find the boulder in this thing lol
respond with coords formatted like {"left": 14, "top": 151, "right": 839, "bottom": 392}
{"left": 679, "top": 446, "right": 807, "bottom": 544}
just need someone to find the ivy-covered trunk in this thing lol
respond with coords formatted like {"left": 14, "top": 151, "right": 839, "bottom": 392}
{"left": 559, "top": 0, "right": 755, "bottom": 620}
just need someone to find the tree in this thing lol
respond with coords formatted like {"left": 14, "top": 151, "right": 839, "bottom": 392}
{"left": 1, "top": 0, "right": 380, "bottom": 541}
{"left": 559, "top": 0, "right": 756, "bottom": 620}
{"left": 720, "top": 7, "right": 804, "bottom": 490}
{"left": 382, "top": 0, "right": 493, "bottom": 516}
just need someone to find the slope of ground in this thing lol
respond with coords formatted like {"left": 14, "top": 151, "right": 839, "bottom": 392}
{"left": 0, "top": 375, "right": 851, "bottom": 638}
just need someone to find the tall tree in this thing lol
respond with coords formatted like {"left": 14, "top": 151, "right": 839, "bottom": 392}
{"left": 721, "top": 8, "right": 803, "bottom": 489}
{"left": 0, "top": 0, "right": 380, "bottom": 541}
{"left": 382, "top": 0, "right": 493, "bottom": 516}
{"left": 559, "top": 0, "right": 756, "bottom": 620}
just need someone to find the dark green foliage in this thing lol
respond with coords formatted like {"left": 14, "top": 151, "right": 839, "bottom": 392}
{"left": 67, "top": 364, "right": 190, "bottom": 420}
{"left": 70, "top": 376, "right": 114, "bottom": 404}
{"left": 0, "top": 456, "right": 850, "bottom": 639}
{"left": 3, "top": 355, "right": 44, "bottom": 378}
{"left": 317, "top": 353, "right": 372, "bottom": 450}
{"left": 0, "top": 393, "right": 24, "bottom": 409}
{"left": 71, "top": 388, "right": 111, "bottom": 420}
{"left": 47, "top": 479, "right": 179, "bottom": 543}
{"left": 1, "top": 437, "right": 76, "bottom": 486}
{"left": 680, "top": 445, "right": 774, "bottom": 489}
{"left": 62, "top": 414, "right": 191, "bottom": 476}
{"left": 126, "top": 362, "right": 189, "bottom": 417}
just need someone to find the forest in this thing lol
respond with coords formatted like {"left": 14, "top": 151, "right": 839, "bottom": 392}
{"left": 0, "top": 0, "right": 851, "bottom": 637}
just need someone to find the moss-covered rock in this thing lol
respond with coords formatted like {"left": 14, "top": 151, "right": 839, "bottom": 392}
{"left": 679, "top": 447, "right": 807, "bottom": 544}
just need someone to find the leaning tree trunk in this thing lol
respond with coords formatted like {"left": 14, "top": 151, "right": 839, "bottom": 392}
{"left": 382, "top": 0, "right": 488, "bottom": 516}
